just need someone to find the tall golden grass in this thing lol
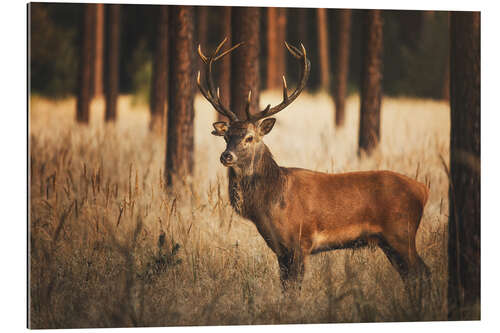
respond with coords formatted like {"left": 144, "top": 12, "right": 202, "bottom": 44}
{"left": 29, "top": 92, "right": 450, "bottom": 328}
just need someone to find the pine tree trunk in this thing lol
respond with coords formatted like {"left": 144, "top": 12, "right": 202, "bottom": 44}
{"left": 442, "top": 51, "right": 450, "bottom": 101}
{"left": 316, "top": 8, "right": 330, "bottom": 90}
{"left": 217, "top": 6, "right": 232, "bottom": 122}
{"left": 166, "top": 5, "right": 195, "bottom": 187}
{"left": 358, "top": 10, "right": 383, "bottom": 155}
{"left": 88, "top": 5, "right": 96, "bottom": 97}
{"left": 266, "top": 7, "right": 286, "bottom": 90}
{"left": 448, "top": 11, "right": 480, "bottom": 321}
{"left": 195, "top": 4, "right": 208, "bottom": 118}
{"left": 196, "top": 6, "right": 208, "bottom": 49}
{"left": 77, "top": 4, "right": 93, "bottom": 124}
{"left": 231, "top": 7, "right": 260, "bottom": 119}
{"left": 442, "top": 13, "right": 450, "bottom": 101}
{"left": 266, "top": 7, "right": 277, "bottom": 90}
{"left": 276, "top": 8, "right": 286, "bottom": 85}
{"left": 150, "top": 5, "right": 168, "bottom": 134}
{"left": 296, "top": 8, "right": 307, "bottom": 45}
{"left": 333, "top": 9, "right": 351, "bottom": 127}
{"left": 93, "top": 4, "right": 105, "bottom": 98}
{"left": 105, "top": 4, "right": 120, "bottom": 122}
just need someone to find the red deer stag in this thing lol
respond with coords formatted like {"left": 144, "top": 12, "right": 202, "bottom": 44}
{"left": 196, "top": 38, "right": 430, "bottom": 298}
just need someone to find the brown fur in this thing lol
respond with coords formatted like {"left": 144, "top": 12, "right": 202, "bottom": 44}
{"left": 219, "top": 121, "right": 430, "bottom": 294}
{"left": 199, "top": 38, "right": 430, "bottom": 299}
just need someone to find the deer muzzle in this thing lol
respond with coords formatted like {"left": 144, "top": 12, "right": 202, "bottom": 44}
{"left": 220, "top": 151, "right": 237, "bottom": 166}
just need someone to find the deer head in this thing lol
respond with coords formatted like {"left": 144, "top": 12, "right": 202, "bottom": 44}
{"left": 197, "top": 38, "right": 310, "bottom": 168}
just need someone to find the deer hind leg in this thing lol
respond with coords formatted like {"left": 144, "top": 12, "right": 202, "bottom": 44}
{"left": 379, "top": 233, "right": 430, "bottom": 310}
{"left": 277, "top": 249, "right": 306, "bottom": 292}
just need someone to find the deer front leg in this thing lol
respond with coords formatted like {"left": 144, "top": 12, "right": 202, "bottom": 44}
{"left": 277, "top": 249, "right": 305, "bottom": 292}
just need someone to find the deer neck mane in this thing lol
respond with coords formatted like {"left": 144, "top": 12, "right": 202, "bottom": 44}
{"left": 227, "top": 143, "right": 284, "bottom": 218}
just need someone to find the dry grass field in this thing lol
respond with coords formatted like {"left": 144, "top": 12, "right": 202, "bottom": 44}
{"left": 29, "top": 91, "right": 450, "bottom": 328}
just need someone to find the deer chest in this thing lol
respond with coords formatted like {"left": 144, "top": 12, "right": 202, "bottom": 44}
{"left": 229, "top": 180, "right": 245, "bottom": 216}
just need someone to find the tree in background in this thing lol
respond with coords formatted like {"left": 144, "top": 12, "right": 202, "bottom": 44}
{"left": 217, "top": 6, "right": 232, "bottom": 122}
{"left": 448, "top": 11, "right": 480, "bottom": 320}
{"left": 166, "top": 6, "right": 195, "bottom": 187}
{"left": 442, "top": 50, "right": 450, "bottom": 101}
{"left": 231, "top": 7, "right": 260, "bottom": 118}
{"left": 442, "top": 13, "right": 450, "bottom": 101}
{"left": 196, "top": 6, "right": 208, "bottom": 54}
{"left": 358, "top": 10, "right": 383, "bottom": 155}
{"left": 384, "top": 10, "right": 449, "bottom": 99}
{"left": 196, "top": 6, "right": 208, "bottom": 89}
{"left": 105, "top": 4, "right": 120, "bottom": 122}
{"left": 285, "top": 8, "right": 313, "bottom": 91}
{"left": 93, "top": 4, "right": 105, "bottom": 98}
{"left": 30, "top": 3, "right": 79, "bottom": 98}
{"left": 76, "top": 4, "right": 93, "bottom": 123}
{"left": 316, "top": 8, "right": 330, "bottom": 90}
{"left": 296, "top": 8, "right": 308, "bottom": 45}
{"left": 31, "top": 5, "right": 453, "bottom": 102}
{"left": 266, "top": 7, "right": 287, "bottom": 90}
{"left": 150, "top": 6, "right": 169, "bottom": 134}
{"left": 333, "top": 9, "right": 352, "bottom": 127}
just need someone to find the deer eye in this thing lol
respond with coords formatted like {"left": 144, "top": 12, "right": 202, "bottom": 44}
{"left": 245, "top": 136, "right": 253, "bottom": 143}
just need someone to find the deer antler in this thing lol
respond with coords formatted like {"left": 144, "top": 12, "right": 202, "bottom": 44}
{"left": 196, "top": 38, "right": 243, "bottom": 122}
{"left": 247, "top": 42, "right": 310, "bottom": 122}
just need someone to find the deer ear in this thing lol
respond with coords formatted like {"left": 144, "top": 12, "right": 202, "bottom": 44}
{"left": 211, "top": 121, "right": 228, "bottom": 136}
{"left": 259, "top": 118, "right": 276, "bottom": 136}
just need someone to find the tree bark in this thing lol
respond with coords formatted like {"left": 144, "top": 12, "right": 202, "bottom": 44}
{"left": 105, "top": 4, "right": 120, "bottom": 122}
{"left": 442, "top": 13, "right": 450, "bottom": 101}
{"left": 277, "top": 8, "right": 286, "bottom": 84}
{"left": 358, "top": 10, "right": 383, "bottom": 155}
{"left": 397, "top": 10, "right": 423, "bottom": 51}
{"left": 448, "top": 11, "right": 480, "bottom": 321}
{"left": 195, "top": 5, "right": 208, "bottom": 120}
{"left": 88, "top": 4, "right": 96, "bottom": 97}
{"left": 217, "top": 6, "right": 232, "bottom": 122}
{"left": 316, "top": 8, "right": 330, "bottom": 90}
{"left": 196, "top": 6, "right": 208, "bottom": 50}
{"left": 266, "top": 7, "right": 286, "bottom": 90}
{"left": 77, "top": 4, "right": 93, "bottom": 124}
{"left": 296, "top": 8, "right": 307, "bottom": 45}
{"left": 333, "top": 9, "right": 352, "bottom": 127}
{"left": 166, "top": 6, "right": 195, "bottom": 187}
{"left": 231, "top": 7, "right": 261, "bottom": 119}
{"left": 150, "top": 5, "right": 168, "bottom": 134}
{"left": 266, "top": 7, "right": 277, "bottom": 90}
{"left": 93, "top": 3, "right": 105, "bottom": 98}
{"left": 442, "top": 54, "right": 450, "bottom": 101}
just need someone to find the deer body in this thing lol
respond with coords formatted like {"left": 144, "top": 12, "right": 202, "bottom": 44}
{"left": 226, "top": 139, "right": 429, "bottom": 289}
{"left": 232, "top": 166, "right": 429, "bottom": 256}
{"left": 197, "top": 39, "right": 430, "bottom": 296}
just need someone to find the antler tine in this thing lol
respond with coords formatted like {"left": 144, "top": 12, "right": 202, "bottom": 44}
{"left": 196, "top": 38, "right": 242, "bottom": 122}
{"left": 214, "top": 42, "right": 244, "bottom": 61}
{"left": 249, "top": 42, "right": 311, "bottom": 122}
{"left": 214, "top": 37, "right": 228, "bottom": 56}
{"left": 245, "top": 90, "right": 252, "bottom": 120}
{"left": 300, "top": 43, "right": 307, "bottom": 58}
{"left": 206, "top": 39, "right": 243, "bottom": 93}
{"left": 197, "top": 71, "right": 237, "bottom": 121}
{"left": 197, "top": 45, "right": 208, "bottom": 64}
{"left": 284, "top": 41, "right": 302, "bottom": 59}
{"left": 282, "top": 75, "right": 288, "bottom": 102}
{"left": 206, "top": 41, "right": 243, "bottom": 101}
{"left": 206, "top": 61, "right": 217, "bottom": 103}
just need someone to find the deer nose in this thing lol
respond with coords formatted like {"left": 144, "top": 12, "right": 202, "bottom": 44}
{"left": 221, "top": 151, "right": 235, "bottom": 165}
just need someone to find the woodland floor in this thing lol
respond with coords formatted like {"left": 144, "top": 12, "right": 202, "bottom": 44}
{"left": 29, "top": 92, "right": 450, "bottom": 328}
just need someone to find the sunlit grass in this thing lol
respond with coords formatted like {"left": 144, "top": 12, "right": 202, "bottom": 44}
{"left": 29, "top": 91, "right": 450, "bottom": 328}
